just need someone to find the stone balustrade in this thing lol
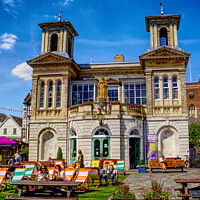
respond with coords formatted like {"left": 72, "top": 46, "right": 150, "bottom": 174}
{"left": 68, "top": 102, "right": 145, "bottom": 118}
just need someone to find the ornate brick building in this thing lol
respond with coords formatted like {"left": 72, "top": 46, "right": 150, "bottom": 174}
{"left": 26, "top": 12, "right": 190, "bottom": 169}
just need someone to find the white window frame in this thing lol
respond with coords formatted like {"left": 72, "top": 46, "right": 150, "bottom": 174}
{"left": 172, "top": 76, "right": 179, "bottom": 100}
{"left": 163, "top": 76, "right": 169, "bottom": 100}
{"left": 154, "top": 77, "right": 160, "bottom": 100}
{"left": 108, "top": 85, "right": 119, "bottom": 101}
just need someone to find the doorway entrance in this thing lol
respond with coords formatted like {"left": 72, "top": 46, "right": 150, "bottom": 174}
{"left": 70, "top": 138, "right": 77, "bottom": 164}
{"left": 129, "top": 138, "right": 140, "bottom": 169}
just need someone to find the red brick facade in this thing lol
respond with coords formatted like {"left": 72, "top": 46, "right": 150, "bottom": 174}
{"left": 186, "top": 80, "right": 200, "bottom": 121}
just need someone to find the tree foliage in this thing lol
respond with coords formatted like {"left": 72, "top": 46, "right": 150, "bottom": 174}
{"left": 189, "top": 123, "right": 200, "bottom": 147}
{"left": 57, "top": 147, "right": 63, "bottom": 161}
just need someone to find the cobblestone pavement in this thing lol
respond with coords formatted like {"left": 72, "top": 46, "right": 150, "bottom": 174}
{"left": 122, "top": 168, "right": 200, "bottom": 199}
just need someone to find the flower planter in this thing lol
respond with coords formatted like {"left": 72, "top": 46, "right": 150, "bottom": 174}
{"left": 138, "top": 167, "right": 146, "bottom": 173}
{"left": 111, "top": 199, "right": 136, "bottom": 200}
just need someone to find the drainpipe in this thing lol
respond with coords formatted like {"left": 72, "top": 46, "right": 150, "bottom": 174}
{"left": 143, "top": 117, "right": 147, "bottom": 164}
{"left": 67, "top": 113, "right": 70, "bottom": 167}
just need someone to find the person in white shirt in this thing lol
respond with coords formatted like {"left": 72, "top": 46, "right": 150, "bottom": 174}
{"left": 159, "top": 155, "right": 166, "bottom": 172}
{"left": 52, "top": 165, "right": 65, "bottom": 181}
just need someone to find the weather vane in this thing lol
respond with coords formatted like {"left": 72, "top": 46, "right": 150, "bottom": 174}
{"left": 58, "top": 9, "right": 63, "bottom": 21}
{"left": 160, "top": 1, "right": 165, "bottom": 15}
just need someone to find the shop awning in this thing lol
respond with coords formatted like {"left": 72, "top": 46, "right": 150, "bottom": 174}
{"left": 0, "top": 137, "right": 18, "bottom": 147}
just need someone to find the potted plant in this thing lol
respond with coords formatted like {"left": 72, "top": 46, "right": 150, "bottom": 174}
{"left": 141, "top": 175, "right": 172, "bottom": 199}
{"left": 112, "top": 184, "right": 136, "bottom": 200}
{"left": 137, "top": 159, "right": 146, "bottom": 173}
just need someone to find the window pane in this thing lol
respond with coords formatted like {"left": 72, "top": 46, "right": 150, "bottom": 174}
{"left": 84, "top": 85, "right": 88, "bottom": 91}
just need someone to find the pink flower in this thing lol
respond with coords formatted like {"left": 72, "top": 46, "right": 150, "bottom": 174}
{"left": 141, "top": 193, "right": 143, "bottom": 195}
{"left": 98, "top": 107, "right": 100, "bottom": 110}
{"left": 146, "top": 194, "right": 148, "bottom": 196}
{"left": 108, "top": 104, "right": 111, "bottom": 108}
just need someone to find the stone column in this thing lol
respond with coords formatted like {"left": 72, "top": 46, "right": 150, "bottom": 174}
{"left": 63, "top": 29, "right": 67, "bottom": 52}
{"left": 150, "top": 25, "right": 154, "bottom": 47}
{"left": 153, "top": 24, "right": 158, "bottom": 47}
{"left": 41, "top": 31, "right": 45, "bottom": 53}
{"left": 169, "top": 24, "right": 174, "bottom": 46}
{"left": 173, "top": 23, "right": 178, "bottom": 46}
{"left": 179, "top": 71, "right": 187, "bottom": 114}
{"left": 159, "top": 76, "right": 163, "bottom": 106}
{"left": 146, "top": 72, "right": 153, "bottom": 115}
{"left": 45, "top": 31, "right": 49, "bottom": 52}
{"left": 44, "top": 82, "right": 48, "bottom": 109}
{"left": 169, "top": 76, "right": 172, "bottom": 105}
{"left": 30, "top": 76, "right": 38, "bottom": 120}
{"left": 52, "top": 82, "right": 56, "bottom": 109}
{"left": 63, "top": 75, "right": 70, "bottom": 117}
{"left": 59, "top": 30, "right": 64, "bottom": 51}
{"left": 71, "top": 38, "right": 74, "bottom": 58}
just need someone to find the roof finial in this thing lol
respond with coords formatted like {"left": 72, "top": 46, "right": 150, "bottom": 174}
{"left": 160, "top": 1, "right": 165, "bottom": 15}
{"left": 58, "top": 9, "right": 63, "bottom": 21}
{"left": 90, "top": 56, "right": 93, "bottom": 64}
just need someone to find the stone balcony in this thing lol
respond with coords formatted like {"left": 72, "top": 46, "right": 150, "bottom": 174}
{"left": 68, "top": 101, "right": 146, "bottom": 119}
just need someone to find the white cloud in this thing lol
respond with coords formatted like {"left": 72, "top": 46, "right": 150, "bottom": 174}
{"left": 42, "top": 14, "right": 58, "bottom": 20}
{"left": 2, "top": 0, "right": 23, "bottom": 16}
{"left": 62, "top": 0, "right": 74, "bottom": 6}
{"left": 11, "top": 62, "right": 33, "bottom": 81}
{"left": 0, "top": 33, "right": 17, "bottom": 50}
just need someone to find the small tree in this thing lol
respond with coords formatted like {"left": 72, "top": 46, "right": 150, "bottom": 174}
{"left": 189, "top": 123, "right": 200, "bottom": 147}
{"left": 57, "top": 147, "right": 63, "bottom": 161}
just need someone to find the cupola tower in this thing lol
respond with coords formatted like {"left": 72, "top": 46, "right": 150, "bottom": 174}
{"left": 145, "top": 14, "right": 180, "bottom": 49}
{"left": 39, "top": 21, "right": 78, "bottom": 58}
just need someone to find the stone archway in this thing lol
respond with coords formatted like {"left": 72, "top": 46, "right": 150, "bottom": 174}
{"left": 39, "top": 129, "right": 57, "bottom": 160}
{"left": 157, "top": 126, "right": 178, "bottom": 159}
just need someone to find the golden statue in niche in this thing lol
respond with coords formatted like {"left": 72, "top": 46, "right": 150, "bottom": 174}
{"left": 97, "top": 76, "right": 109, "bottom": 100}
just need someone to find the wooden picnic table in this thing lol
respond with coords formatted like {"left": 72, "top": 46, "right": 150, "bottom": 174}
{"left": 7, "top": 180, "right": 81, "bottom": 200}
{"left": 175, "top": 179, "right": 200, "bottom": 200}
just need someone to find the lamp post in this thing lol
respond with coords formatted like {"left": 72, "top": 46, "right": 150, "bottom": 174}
{"left": 97, "top": 108, "right": 103, "bottom": 126}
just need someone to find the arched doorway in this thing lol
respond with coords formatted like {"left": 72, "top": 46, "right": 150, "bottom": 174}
{"left": 129, "top": 128, "right": 141, "bottom": 169}
{"left": 70, "top": 128, "right": 77, "bottom": 164}
{"left": 92, "top": 127, "right": 111, "bottom": 160}
{"left": 40, "top": 131, "right": 57, "bottom": 160}
{"left": 160, "top": 27, "right": 168, "bottom": 46}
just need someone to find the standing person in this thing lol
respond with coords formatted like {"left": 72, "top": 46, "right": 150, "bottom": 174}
{"left": 75, "top": 150, "right": 84, "bottom": 168}
{"left": 37, "top": 164, "right": 49, "bottom": 181}
{"left": 159, "top": 155, "right": 166, "bottom": 172}
{"left": 14, "top": 150, "right": 22, "bottom": 161}
{"left": 52, "top": 165, "right": 65, "bottom": 181}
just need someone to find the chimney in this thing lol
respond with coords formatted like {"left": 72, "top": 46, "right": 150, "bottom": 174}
{"left": 114, "top": 54, "right": 124, "bottom": 62}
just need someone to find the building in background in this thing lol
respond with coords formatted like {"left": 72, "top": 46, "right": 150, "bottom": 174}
{"left": 0, "top": 115, "right": 22, "bottom": 141}
{"left": 22, "top": 93, "right": 31, "bottom": 142}
{"left": 26, "top": 11, "right": 190, "bottom": 168}
{"left": 186, "top": 80, "right": 200, "bottom": 124}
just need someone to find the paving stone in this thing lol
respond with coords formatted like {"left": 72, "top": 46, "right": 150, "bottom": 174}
{"left": 118, "top": 168, "right": 200, "bottom": 199}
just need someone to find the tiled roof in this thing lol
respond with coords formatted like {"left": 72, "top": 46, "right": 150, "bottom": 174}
{"left": 10, "top": 115, "right": 22, "bottom": 127}
{"left": 0, "top": 113, "right": 7, "bottom": 123}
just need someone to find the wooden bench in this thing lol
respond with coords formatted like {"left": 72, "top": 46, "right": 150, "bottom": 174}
{"left": 175, "top": 179, "right": 200, "bottom": 200}
{"left": 149, "top": 159, "right": 185, "bottom": 172}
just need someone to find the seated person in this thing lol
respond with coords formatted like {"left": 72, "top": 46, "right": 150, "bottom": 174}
{"left": 37, "top": 164, "right": 49, "bottom": 181}
{"left": 175, "top": 155, "right": 181, "bottom": 160}
{"left": 52, "top": 164, "right": 65, "bottom": 181}
{"left": 159, "top": 155, "right": 166, "bottom": 172}
{"left": 8, "top": 156, "right": 18, "bottom": 165}
{"left": 101, "top": 164, "right": 116, "bottom": 186}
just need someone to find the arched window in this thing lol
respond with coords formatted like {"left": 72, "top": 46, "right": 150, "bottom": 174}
{"left": 47, "top": 81, "right": 53, "bottom": 108}
{"left": 39, "top": 81, "right": 45, "bottom": 108}
{"left": 172, "top": 76, "right": 178, "bottom": 99}
{"left": 50, "top": 34, "right": 58, "bottom": 51}
{"left": 130, "top": 129, "right": 140, "bottom": 136}
{"left": 94, "top": 128, "right": 110, "bottom": 136}
{"left": 163, "top": 76, "right": 169, "bottom": 100}
{"left": 68, "top": 37, "right": 72, "bottom": 57}
{"left": 160, "top": 28, "right": 168, "bottom": 46}
{"left": 154, "top": 77, "right": 160, "bottom": 100}
{"left": 56, "top": 80, "right": 61, "bottom": 108}
{"left": 189, "top": 104, "right": 197, "bottom": 118}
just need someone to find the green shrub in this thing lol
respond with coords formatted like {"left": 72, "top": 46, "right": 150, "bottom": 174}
{"left": 57, "top": 147, "right": 63, "bottom": 161}
{"left": 139, "top": 159, "right": 145, "bottom": 166}
{"left": 21, "top": 149, "right": 29, "bottom": 156}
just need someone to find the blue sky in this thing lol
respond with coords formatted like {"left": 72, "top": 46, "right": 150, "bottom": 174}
{"left": 0, "top": 0, "right": 200, "bottom": 117}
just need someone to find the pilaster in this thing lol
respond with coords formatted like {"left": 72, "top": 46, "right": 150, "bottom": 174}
{"left": 41, "top": 31, "right": 45, "bottom": 53}
{"left": 63, "top": 30, "right": 67, "bottom": 52}
{"left": 59, "top": 30, "right": 64, "bottom": 51}
{"left": 173, "top": 23, "right": 178, "bottom": 46}
{"left": 153, "top": 24, "right": 158, "bottom": 47}
{"left": 30, "top": 76, "right": 38, "bottom": 120}
{"left": 150, "top": 25, "right": 153, "bottom": 47}
{"left": 44, "top": 30, "right": 49, "bottom": 52}
{"left": 180, "top": 71, "right": 187, "bottom": 114}
{"left": 146, "top": 72, "right": 153, "bottom": 115}
{"left": 169, "top": 24, "right": 174, "bottom": 46}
